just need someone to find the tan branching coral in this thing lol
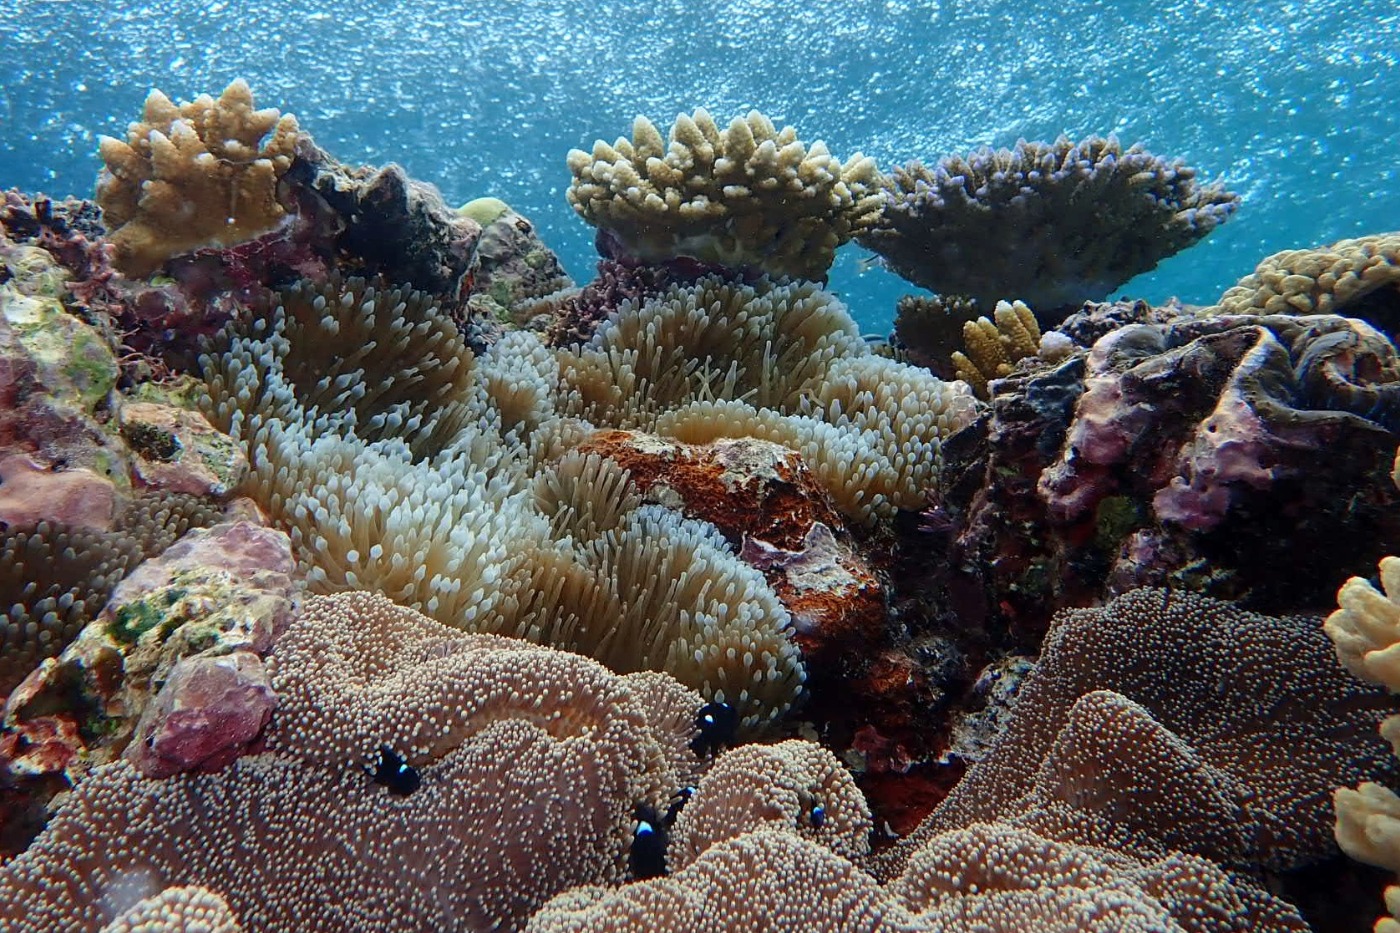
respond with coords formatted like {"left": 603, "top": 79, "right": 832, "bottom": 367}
{"left": 566, "top": 109, "right": 883, "bottom": 280}
{"left": 1214, "top": 232, "right": 1400, "bottom": 320}
{"left": 97, "top": 79, "right": 301, "bottom": 277}
{"left": 1326, "top": 555, "right": 1400, "bottom": 930}
{"left": 0, "top": 592, "right": 702, "bottom": 932}
{"left": 950, "top": 299, "right": 1041, "bottom": 398}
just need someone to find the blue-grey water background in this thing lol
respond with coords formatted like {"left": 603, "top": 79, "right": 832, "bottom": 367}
{"left": 1, "top": 0, "right": 1396, "bottom": 334}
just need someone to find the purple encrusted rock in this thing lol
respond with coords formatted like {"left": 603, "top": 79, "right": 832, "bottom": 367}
{"left": 127, "top": 650, "right": 276, "bottom": 778}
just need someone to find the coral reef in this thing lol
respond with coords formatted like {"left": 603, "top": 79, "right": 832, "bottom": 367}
{"left": 567, "top": 109, "right": 883, "bottom": 280}
{"left": 0, "top": 592, "right": 703, "bottom": 933}
{"left": 7, "top": 77, "right": 1399, "bottom": 932}
{"left": 949, "top": 299, "right": 1041, "bottom": 398}
{"left": 97, "top": 80, "right": 301, "bottom": 277}
{"left": 860, "top": 137, "right": 1239, "bottom": 316}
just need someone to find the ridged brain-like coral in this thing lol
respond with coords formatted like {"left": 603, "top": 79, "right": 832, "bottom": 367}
{"left": 859, "top": 136, "right": 1239, "bottom": 313}
{"left": 566, "top": 109, "right": 884, "bottom": 280}
{"left": 96, "top": 79, "right": 301, "bottom": 277}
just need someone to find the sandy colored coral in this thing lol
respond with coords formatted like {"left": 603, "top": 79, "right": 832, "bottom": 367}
{"left": 0, "top": 592, "right": 702, "bottom": 932}
{"left": 860, "top": 137, "right": 1238, "bottom": 312}
{"left": 566, "top": 109, "right": 883, "bottom": 280}
{"left": 98, "top": 886, "right": 241, "bottom": 933}
{"left": 668, "top": 740, "right": 871, "bottom": 870}
{"left": 97, "top": 79, "right": 301, "bottom": 277}
{"left": 1213, "top": 232, "right": 1400, "bottom": 321}
{"left": 950, "top": 299, "right": 1041, "bottom": 398}
{"left": 882, "top": 588, "right": 1398, "bottom": 878}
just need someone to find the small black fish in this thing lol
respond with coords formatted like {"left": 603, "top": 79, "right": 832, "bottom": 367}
{"left": 629, "top": 805, "right": 668, "bottom": 879}
{"left": 689, "top": 701, "right": 738, "bottom": 758}
{"left": 370, "top": 745, "right": 421, "bottom": 797}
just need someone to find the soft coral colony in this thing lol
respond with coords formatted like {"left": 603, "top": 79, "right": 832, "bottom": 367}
{"left": 1, "top": 78, "right": 1399, "bottom": 932}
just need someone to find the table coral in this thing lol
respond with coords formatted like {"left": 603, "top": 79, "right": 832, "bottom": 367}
{"left": 0, "top": 592, "right": 703, "bottom": 932}
{"left": 97, "top": 79, "right": 301, "bottom": 277}
{"left": 859, "top": 136, "right": 1238, "bottom": 315}
{"left": 567, "top": 109, "right": 883, "bottom": 280}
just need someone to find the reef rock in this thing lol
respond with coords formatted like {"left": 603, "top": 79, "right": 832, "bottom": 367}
{"left": 932, "top": 302, "right": 1400, "bottom": 645}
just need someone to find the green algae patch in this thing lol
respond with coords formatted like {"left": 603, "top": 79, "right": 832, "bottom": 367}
{"left": 458, "top": 196, "right": 512, "bottom": 226}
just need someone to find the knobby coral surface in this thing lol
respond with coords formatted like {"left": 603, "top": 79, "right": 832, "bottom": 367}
{"left": 567, "top": 109, "right": 883, "bottom": 280}
{"left": 882, "top": 588, "right": 1397, "bottom": 879}
{"left": 1212, "top": 232, "right": 1400, "bottom": 337}
{"left": 97, "top": 80, "right": 301, "bottom": 277}
{"left": 0, "top": 592, "right": 703, "bottom": 932}
{"left": 860, "top": 136, "right": 1238, "bottom": 314}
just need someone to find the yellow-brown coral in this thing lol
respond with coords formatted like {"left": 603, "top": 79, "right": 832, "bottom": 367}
{"left": 566, "top": 109, "right": 883, "bottom": 280}
{"left": 97, "top": 79, "right": 301, "bottom": 277}
{"left": 1213, "top": 232, "right": 1400, "bottom": 318}
{"left": 950, "top": 299, "right": 1041, "bottom": 398}
{"left": 1326, "top": 554, "right": 1400, "bottom": 930}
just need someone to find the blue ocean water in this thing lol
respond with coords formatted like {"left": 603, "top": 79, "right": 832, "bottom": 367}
{"left": 1, "top": 0, "right": 1396, "bottom": 334}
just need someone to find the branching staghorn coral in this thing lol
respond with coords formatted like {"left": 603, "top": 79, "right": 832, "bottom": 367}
{"left": 97, "top": 79, "right": 301, "bottom": 277}
{"left": 0, "top": 592, "right": 704, "bottom": 933}
{"left": 566, "top": 109, "right": 883, "bottom": 280}
{"left": 859, "top": 137, "right": 1239, "bottom": 314}
{"left": 950, "top": 299, "right": 1041, "bottom": 398}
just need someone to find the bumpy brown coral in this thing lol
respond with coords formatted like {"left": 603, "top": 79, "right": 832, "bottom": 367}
{"left": 98, "top": 886, "right": 241, "bottom": 933}
{"left": 950, "top": 299, "right": 1041, "bottom": 398}
{"left": 882, "top": 588, "right": 1398, "bottom": 878}
{"left": 1213, "top": 232, "right": 1400, "bottom": 333}
{"left": 860, "top": 137, "right": 1238, "bottom": 314}
{"left": 566, "top": 110, "right": 883, "bottom": 280}
{"left": 668, "top": 740, "right": 871, "bottom": 870}
{"left": 97, "top": 79, "right": 301, "bottom": 277}
{"left": 0, "top": 592, "right": 702, "bottom": 932}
